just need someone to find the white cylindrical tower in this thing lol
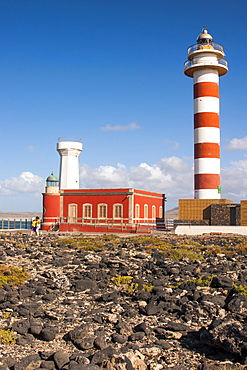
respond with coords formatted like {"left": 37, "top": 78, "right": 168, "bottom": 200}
{"left": 184, "top": 28, "right": 228, "bottom": 199}
{"left": 57, "top": 137, "right": 83, "bottom": 189}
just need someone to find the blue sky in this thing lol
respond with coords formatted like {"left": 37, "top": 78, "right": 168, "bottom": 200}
{"left": 0, "top": 0, "right": 247, "bottom": 212}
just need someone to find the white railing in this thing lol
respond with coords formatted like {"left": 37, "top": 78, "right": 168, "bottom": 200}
{"left": 184, "top": 58, "right": 228, "bottom": 70}
{"left": 187, "top": 42, "right": 224, "bottom": 54}
{"left": 50, "top": 216, "right": 173, "bottom": 232}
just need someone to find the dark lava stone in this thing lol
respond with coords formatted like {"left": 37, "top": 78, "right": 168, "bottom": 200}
{"left": 155, "top": 339, "right": 172, "bottom": 349}
{"left": 3, "top": 284, "right": 12, "bottom": 291}
{"left": 30, "top": 324, "right": 43, "bottom": 336}
{"left": 91, "top": 346, "right": 118, "bottom": 365}
{"left": 69, "top": 366, "right": 100, "bottom": 370}
{"left": 112, "top": 333, "right": 128, "bottom": 344}
{"left": 41, "top": 327, "right": 57, "bottom": 341}
{"left": 12, "top": 319, "right": 30, "bottom": 335}
{"left": 145, "top": 302, "right": 160, "bottom": 315}
{"left": 69, "top": 353, "right": 89, "bottom": 364}
{"left": 129, "top": 332, "right": 145, "bottom": 341}
{"left": 53, "top": 351, "right": 70, "bottom": 369}
{"left": 77, "top": 337, "right": 95, "bottom": 350}
{"left": 100, "top": 291, "right": 119, "bottom": 302}
{"left": 133, "top": 322, "right": 147, "bottom": 333}
{"left": 94, "top": 336, "right": 107, "bottom": 350}
{"left": 17, "top": 333, "right": 35, "bottom": 345}
{"left": 18, "top": 287, "right": 33, "bottom": 298}
{"left": 5, "top": 249, "right": 16, "bottom": 256}
{"left": 165, "top": 321, "right": 190, "bottom": 332}
{"left": 73, "top": 279, "right": 97, "bottom": 292}
{"left": 210, "top": 276, "right": 233, "bottom": 289}
{"left": 36, "top": 285, "right": 46, "bottom": 295}
{"left": 40, "top": 360, "right": 56, "bottom": 369}
{"left": 53, "top": 258, "right": 69, "bottom": 267}
{"left": 42, "top": 293, "right": 56, "bottom": 302}
{"left": 226, "top": 294, "right": 247, "bottom": 313}
{"left": 93, "top": 314, "right": 104, "bottom": 324}
{"left": 17, "top": 303, "right": 41, "bottom": 316}
{"left": 13, "top": 354, "right": 41, "bottom": 370}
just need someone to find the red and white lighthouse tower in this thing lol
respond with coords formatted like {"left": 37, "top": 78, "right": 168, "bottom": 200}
{"left": 184, "top": 28, "right": 228, "bottom": 199}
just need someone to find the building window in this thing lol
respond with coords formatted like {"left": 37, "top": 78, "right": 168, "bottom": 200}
{"left": 83, "top": 204, "right": 92, "bottom": 218}
{"left": 152, "top": 206, "right": 156, "bottom": 220}
{"left": 135, "top": 204, "right": 140, "bottom": 219}
{"left": 144, "top": 204, "right": 148, "bottom": 220}
{"left": 68, "top": 204, "right": 77, "bottom": 223}
{"left": 98, "top": 204, "right": 107, "bottom": 218}
{"left": 114, "top": 204, "right": 122, "bottom": 218}
{"left": 159, "top": 206, "right": 163, "bottom": 218}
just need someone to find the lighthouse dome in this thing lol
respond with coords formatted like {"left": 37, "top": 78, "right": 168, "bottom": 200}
{"left": 196, "top": 28, "right": 213, "bottom": 44}
{"left": 46, "top": 172, "right": 59, "bottom": 187}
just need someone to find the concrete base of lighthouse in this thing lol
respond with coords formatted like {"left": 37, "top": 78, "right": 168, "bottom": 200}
{"left": 177, "top": 198, "right": 236, "bottom": 226}
{"left": 194, "top": 189, "right": 221, "bottom": 199}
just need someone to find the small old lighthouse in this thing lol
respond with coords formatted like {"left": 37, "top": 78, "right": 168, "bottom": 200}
{"left": 184, "top": 28, "right": 228, "bottom": 199}
{"left": 57, "top": 137, "right": 83, "bottom": 189}
{"left": 42, "top": 137, "right": 165, "bottom": 232}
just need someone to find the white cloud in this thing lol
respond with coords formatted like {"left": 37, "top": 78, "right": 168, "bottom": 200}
{"left": 101, "top": 122, "right": 141, "bottom": 131}
{"left": 225, "top": 136, "right": 247, "bottom": 151}
{"left": 2, "top": 156, "right": 247, "bottom": 211}
{"left": 0, "top": 172, "right": 44, "bottom": 196}
{"left": 221, "top": 159, "right": 247, "bottom": 200}
{"left": 27, "top": 145, "right": 35, "bottom": 152}
{"left": 80, "top": 156, "right": 194, "bottom": 205}
{"left": 164, "top": 140, "right": 179, "bottom": 150}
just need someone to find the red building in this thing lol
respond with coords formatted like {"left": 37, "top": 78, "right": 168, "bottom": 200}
{"left": 42, "top": 177, "right": 165, "bottom": 233}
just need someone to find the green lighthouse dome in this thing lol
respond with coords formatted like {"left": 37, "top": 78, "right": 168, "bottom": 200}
{"left": 46, "top": 172, "right": 59, "bottom": 187}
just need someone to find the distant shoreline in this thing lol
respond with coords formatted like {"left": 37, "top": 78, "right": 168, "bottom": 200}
{"left": 0, "top": 207, "right": 178, "bottom": 221}
{"left": 0, "top": 212, "right": 42, "bottom": 220}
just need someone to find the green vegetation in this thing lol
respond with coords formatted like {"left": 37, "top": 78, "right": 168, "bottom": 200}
{"left": 55, "top": 234, "right": 121, "bottom": 251}
{"left": 54, "top": 234, "right": 247, "bottom": 260}
{"left": 1, "top": 312, "right": 12, "bottom": 319}
{"left": 180, "top": 275, "right": 215, "bottom": 287}
{"left": 127, "top": 235, "right": 170, "bottom": 247}
{"left": 112, "top": 275, "right": 132, "bottom": 285}
{"left": 142, "top": 284, "right": 154, "bottom": 292}
{"left": 0, "top": 329, "right": 17, "bottom": 344}
{"left": 168, "top": 275, "right": 216, "bottom": 290}
{"left": 112, "top": 275, "right": 153, "bottom": 295}
{"left": 15, "top": 242, "right": 29, "bottom": 249}
{"left": 160, "top": 247, "right": 203, "bottom": 261}
{"left": 127, "top": 235, "right": 203, "bottom": 261}
{"left": 232, "top": 283, "right": 247, "bottom": 296}
{"left": 0, "top": 265, "right": 29, "bottom": 287}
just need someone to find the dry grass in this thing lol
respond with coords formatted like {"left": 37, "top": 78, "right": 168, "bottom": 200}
{"left": 0, "top": 265, "right": 29, "bottom": 287}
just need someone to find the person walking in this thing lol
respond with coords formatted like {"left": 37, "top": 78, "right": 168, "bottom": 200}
{"left": 35, "top": 216, "right": 41, "bottom": 236}
{"left": 30, "top": 217, "right": 37, "bottom": 236}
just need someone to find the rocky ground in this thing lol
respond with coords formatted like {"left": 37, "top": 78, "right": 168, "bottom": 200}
{"left": 0, "top": 232, "right": 247, "bottom": 370}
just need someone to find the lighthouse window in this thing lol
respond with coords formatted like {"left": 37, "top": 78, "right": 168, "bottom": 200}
{"left": 114, "top": 204, "right": 122, "bottom": 218}
{"left": 83, "top": 204, "right": 92, "bottom": 218}
{"left": 98, "top": 204, "right": 107, "bottom": 218}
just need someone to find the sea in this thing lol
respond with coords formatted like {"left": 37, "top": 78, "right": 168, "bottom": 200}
{"left": 0, "top": 219, "right": 32, "bottom": 230}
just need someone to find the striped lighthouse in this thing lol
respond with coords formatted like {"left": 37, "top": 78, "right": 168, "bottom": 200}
{"left": 184, "top": 28, "right": 228, "bottom": 199}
